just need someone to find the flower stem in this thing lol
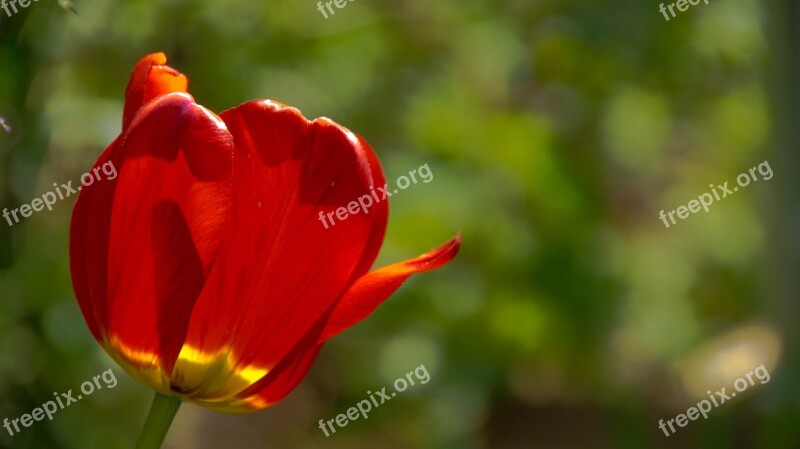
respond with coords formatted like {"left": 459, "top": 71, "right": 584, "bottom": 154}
{"left": 135, "top": 393, "right": 182, "bottom": 449}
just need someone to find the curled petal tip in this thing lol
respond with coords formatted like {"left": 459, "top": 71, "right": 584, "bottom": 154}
{"left": 316, "top": 233, "right": 461, "bottom": 343}
{"left": 408, "top": 233, "right": 461, "bottom": 271}
{"left": 123, "top": 52, "right": 189, "bottom": 130}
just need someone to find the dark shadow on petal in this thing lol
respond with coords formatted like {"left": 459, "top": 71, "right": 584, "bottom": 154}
{"left": 152, "top": 200, "right": 206, "bottom": 374}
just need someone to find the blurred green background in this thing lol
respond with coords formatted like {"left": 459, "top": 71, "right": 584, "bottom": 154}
{"left": 0, "top": 0, "right": 798, "bottom": 448}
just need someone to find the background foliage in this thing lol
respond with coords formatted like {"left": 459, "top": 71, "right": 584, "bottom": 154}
{"left": 0, "top": 0, "right": 797, "bottom": 448}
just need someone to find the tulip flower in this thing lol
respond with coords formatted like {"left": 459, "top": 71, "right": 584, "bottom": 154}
{"left": 69, "top": 53, "right": 460, "bottom": 448}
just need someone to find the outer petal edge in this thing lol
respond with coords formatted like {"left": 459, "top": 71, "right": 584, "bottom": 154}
{"left": 316, "top": 233, "right": 462, "bottom": 344}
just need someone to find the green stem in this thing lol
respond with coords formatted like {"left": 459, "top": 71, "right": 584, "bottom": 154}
{"left": 134, "top": 393, "right": 182, "bottom": 449}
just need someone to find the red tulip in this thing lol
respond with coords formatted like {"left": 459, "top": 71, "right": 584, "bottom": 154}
{"left": 70, "top": 53, "right": 460, "bottom": 413}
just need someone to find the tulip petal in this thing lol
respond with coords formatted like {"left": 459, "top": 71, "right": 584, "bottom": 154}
{"left": 72, "top": 93, "right": 235, "bottom": 390}
{"left": 122, "top": 52, "right": 188, "bottom": 131}
{"left": 75, "top": 53, "right": 188, "bottom": 336}
{"left": 70, "top": 140, "right": 122, "bottom": 344}
{"left": 317, "top": 234, "right": 461, "bottom": 343}
{"left": 172, "top": 100, "right": 387, "bottom": 400}
{"left": 204, "top": 344, "right": 323, "bottom": 413}
{"left": 350, "top": 133, "right": 388, "bottom": 277}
